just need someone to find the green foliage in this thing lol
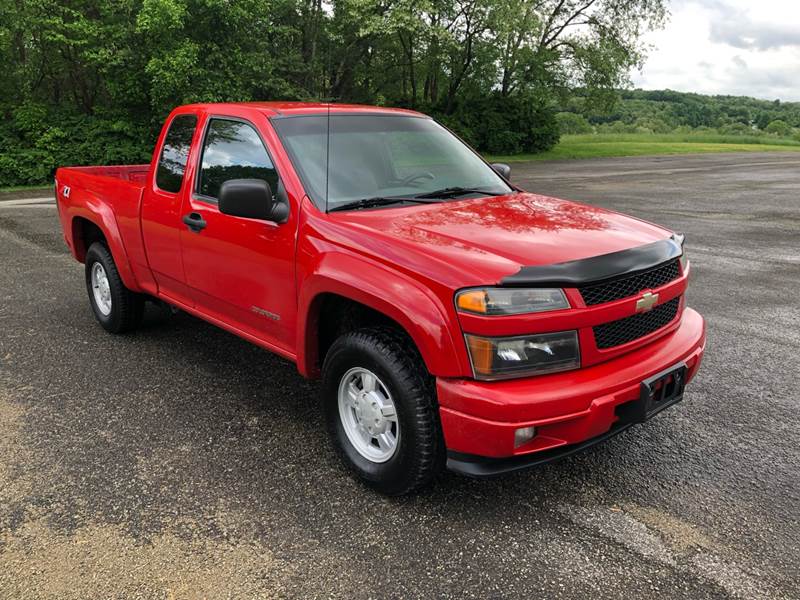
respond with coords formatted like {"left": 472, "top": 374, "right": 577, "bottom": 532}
{"left": 0, "top": 103, "right": 152, "bottom": 187}
{"left": 0, "top": 0, "right": 669, "bottom": 185}
{"left": 633, "top": 116, "right": 671, "bottom": 134}
{"left": 765, "top": 119, "right": 791, "bottom": 136}
{"left": 575, "top": 88, "right": 800, "bottom": 133}
{"left": 719, "top": 122, "right": 753, "bottom": 136}
{"left": 556, "top": 112, "right": 593, "bottom": 135}
{"left": 440, "top": 94, "right": 559, "bottom": 155}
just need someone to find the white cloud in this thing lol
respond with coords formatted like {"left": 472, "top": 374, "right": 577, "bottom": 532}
{"left": 631, "top": 0, "right": 800, "bottom": 101}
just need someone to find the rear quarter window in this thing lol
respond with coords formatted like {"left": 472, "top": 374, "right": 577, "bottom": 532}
{"left": 156, "top": 115, "right": 198, "bottom": 193}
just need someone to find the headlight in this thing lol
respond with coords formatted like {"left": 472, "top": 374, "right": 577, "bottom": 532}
{"left": 456, "top": 287, "right": 569, "bottom": 315}
{"left": 673, "top": 233, "right": 688, "bottom": 271}
{"left": 465, "top": 331, "right": 580, "bottom": 380}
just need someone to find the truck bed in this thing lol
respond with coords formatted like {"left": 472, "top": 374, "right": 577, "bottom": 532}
{"left": 60, "top": 164, "right": 151, "bottom": 184}
{"left": 55, "top": 163, "right": 154, "bottom": 292}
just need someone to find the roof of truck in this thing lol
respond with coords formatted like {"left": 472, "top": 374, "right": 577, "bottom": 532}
{"left": 180, "top": 102, "right": 427, "bottom": 118}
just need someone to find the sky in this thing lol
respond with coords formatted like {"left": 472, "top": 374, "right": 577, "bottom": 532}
{"left": 631, "top": 0, "right": 800, "bottom": 101}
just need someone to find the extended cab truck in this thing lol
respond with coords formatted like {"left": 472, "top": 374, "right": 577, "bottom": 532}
{"left": 55, "top": 102, "right": 706, "bottom": 495}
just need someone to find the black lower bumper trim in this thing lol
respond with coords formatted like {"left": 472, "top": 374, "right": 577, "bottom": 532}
{"left": 447, "top": 361, "right": 689, "bottom": 478}
{"left": 446, "top": 421, "right": 636, "bottom": 478}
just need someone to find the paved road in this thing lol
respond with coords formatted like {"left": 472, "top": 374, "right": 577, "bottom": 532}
{"left": 1, "top": 153, "right": 798, "bottom": 599}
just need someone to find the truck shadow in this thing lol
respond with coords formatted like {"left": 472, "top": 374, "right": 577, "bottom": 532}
{"left": 132, "top": 303, "right": 689, "bottom": 510}
{"left": 30, "top": 297, "right": 699, "bottom": 562}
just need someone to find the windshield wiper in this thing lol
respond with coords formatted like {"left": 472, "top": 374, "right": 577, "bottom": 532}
{"left": 328, "top": 196, "right": 443, "bottom": 212}
{"left": 413, "top": 186, "right": 498, "bottom": 199}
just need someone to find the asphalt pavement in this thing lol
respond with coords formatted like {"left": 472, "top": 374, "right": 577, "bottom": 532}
{"left": 1, "top": 152, "right": 798, "bottom": 598}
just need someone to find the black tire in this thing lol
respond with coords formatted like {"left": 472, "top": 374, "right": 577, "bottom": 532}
{"left": 84, "top": 242, "right": 144, "bottom": 333}
{"left": 322, "top": 327, "right": 445, "bottom": 495}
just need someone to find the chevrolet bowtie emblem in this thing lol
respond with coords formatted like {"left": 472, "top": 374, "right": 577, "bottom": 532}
{"left": 635, "top": 292, "right": 659, "bottom": 313}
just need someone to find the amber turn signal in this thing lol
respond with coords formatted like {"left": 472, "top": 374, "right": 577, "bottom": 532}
{"left": 464, "top": 331, "right": 580, "bottom": 380}
{"left": 455, "top": 287, "right": 569, "bottom": 316}
{"left": 465, "top": 335, "right": 494, "bottom": 376}
{"left": 456, "top": 290, "right": 488, "bottom": 314}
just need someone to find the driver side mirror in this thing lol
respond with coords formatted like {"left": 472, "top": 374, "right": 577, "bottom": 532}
{"left": 219, "top": 179, "right": 288, "bottom": 223}
{"left": 491, "top": 163, "right": 511, "bottom": 181}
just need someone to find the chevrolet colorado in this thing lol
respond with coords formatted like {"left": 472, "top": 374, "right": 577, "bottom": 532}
{"left": 55, "top": 102, "right": 705, "bottom": 495}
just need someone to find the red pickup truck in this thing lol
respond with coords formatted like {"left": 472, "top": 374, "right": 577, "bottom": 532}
{"left": 55, "top": 102, "right": 705, "bottom": 494}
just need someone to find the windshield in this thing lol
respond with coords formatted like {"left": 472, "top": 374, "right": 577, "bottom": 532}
{"left": 271, "top": 114, "right": 513, "bottom": 211}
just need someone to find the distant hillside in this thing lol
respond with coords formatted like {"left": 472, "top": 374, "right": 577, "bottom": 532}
{"left": 556, "top": 89, "right": 800, "bottom": 138}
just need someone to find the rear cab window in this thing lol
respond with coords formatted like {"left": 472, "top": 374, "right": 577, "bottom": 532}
{"left": 195, "top": 118, "right": 280, "bottom": 201}
{"left": 155, "top": 114, "right": 198, "bottom": 193}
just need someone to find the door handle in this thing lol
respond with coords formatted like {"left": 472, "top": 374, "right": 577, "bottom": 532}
{"left": 182, "top": 212, "right": 207, "bottom": 232}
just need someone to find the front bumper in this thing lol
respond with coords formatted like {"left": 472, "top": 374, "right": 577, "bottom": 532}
{"left": 437, "top": 308, "right": 706, "bottom": 476}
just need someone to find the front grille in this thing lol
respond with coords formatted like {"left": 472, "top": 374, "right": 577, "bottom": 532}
{"left": 593, "top": 297, "right": 681, "bottom": 349}
{"left": 579, "top": 260, "right": 680, "bottom": 306}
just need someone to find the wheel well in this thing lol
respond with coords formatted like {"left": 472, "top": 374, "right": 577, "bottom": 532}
{"left": 71, "top": 217, "right": 107, "bottom": 262}
{"left": 313, "top": 294, "right": 418, "bottom": 375}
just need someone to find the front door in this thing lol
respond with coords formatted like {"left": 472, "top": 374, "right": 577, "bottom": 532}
{"left": 179, "top": 116, "right": 297, "bottom": 355}
{"left": 141, "top": 112, "right": 199, "bottom": 305}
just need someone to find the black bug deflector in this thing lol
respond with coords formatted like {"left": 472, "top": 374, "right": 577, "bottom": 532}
{"left": 500, "top": 237, "right": 683, "bottom": 288}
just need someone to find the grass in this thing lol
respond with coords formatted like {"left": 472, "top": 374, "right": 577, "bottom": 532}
{"left": 488, "top": 133, "right": 800, "bottom": 162}
{"left": 0, "top": 183, "right": 53, "bottom": 197}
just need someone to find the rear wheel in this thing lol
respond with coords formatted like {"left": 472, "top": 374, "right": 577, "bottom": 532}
{"left": 322, "top": 327, "right": 445, "bottom": 495}
{"left": 85, "top": 242, "right": 144, "bottom": 333}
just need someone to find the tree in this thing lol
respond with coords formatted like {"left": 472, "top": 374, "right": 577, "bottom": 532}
{"left": 765, "top": 119, "right": 790, "bottom": 137}
{"left": 506, "top": 0, "right": 667, "bottom": 111}
{"left": 0, "top": 0, "right": 670, "bottom": 185}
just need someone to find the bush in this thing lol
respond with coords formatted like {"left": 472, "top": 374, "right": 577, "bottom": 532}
{"left": 596, "top": 121, "right": 636, "bottom": 134}
{"left": 556, "top": 112, "right": 592, "bottom": 134}
{"left": 1, "top": 93, "right": 559, "bottom": 186}
{"left": 765, "top": 119, "right": 791, "bottom": 137}
{"left": 634, "top": 117, "right": 671, "bottom": 134}
{"left": 0, "top": 103, "right": 153, "bottom": 187}
{"left": 437, "top": 93, "right": 560, "bottom": 155}
{"left": 486, "top": 129, "right": 525, "bottom": 155}
{"left": 719, "top": 122, "right": 753, "bottom": 135}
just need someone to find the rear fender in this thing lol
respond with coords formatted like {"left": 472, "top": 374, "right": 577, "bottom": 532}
{"left": 297, "top": 253, "right": 467, "bottom": 379}
{"left": 68, "top": 197, "right": 141, "bottom": 292}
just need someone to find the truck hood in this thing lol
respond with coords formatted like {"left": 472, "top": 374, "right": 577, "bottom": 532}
{"left": 326, "top": 192, "right": 672, "bottom": 287}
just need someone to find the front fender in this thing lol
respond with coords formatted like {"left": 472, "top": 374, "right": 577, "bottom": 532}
{"left": 297, "top": 250, "right": 468, "bottom": 379}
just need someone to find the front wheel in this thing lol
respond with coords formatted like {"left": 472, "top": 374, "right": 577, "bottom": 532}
{"left": 85, "top": 242, "right": 144, "bottom": 333}
{"left": 322, "top": 328, "right": 445, "bottom": 495}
